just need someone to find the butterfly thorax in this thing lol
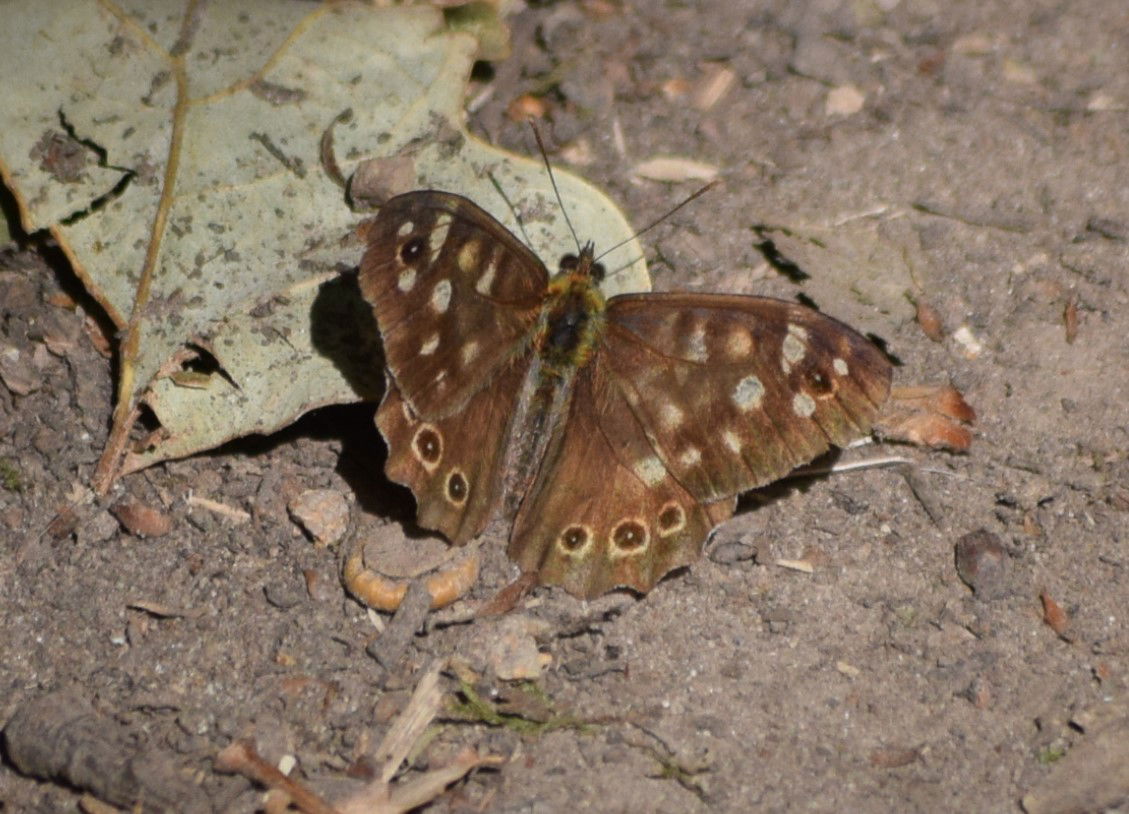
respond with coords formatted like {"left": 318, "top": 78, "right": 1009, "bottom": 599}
{"left": 534, "top": 245, "right": 607, "bottom": 377}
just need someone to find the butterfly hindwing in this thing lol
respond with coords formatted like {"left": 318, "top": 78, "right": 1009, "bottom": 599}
{"left": 377, "top": 360, "right": 530, "bottom": 545}
{"left": 359, "top": 192, "right": 548, "bottom": 419}
{"left": 509, "top": 361, "right": 735, "bottom": 597}
{"left": 601, "top": 293, "right": 892, "bottom": 503}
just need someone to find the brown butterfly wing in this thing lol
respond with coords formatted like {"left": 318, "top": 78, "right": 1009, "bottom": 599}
{"left": 601, "top": 293, "right": 892, "bottom": 502}
{"left": 508, "top": 293, "right": 890, "bottom": 598}
{"left": 376, "top": 361, "right": 528, "bottom": 545}
{"left": 509, "top": 360, "right": 735, "bottom": 597}
{"left": 358, "top": 191, "right": 547, "bottom": 420}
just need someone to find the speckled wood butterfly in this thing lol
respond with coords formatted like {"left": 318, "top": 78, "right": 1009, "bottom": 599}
{"left": 357, "top": 191, "right": 891, "bottom": 599}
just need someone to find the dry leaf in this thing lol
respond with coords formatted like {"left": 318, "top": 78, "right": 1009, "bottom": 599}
{"left": 0, "top": 2, "right": 648, "bottom": 490}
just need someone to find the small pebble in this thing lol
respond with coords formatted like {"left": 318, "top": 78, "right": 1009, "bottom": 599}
{"left": 111, "top": 501, "right": 173, "bottom": 538}
{"left": 287, "top": 489, "right": 349, "bottom": 545}
{"left": 954, "top": 529, "right": 1009, "bottom": 599}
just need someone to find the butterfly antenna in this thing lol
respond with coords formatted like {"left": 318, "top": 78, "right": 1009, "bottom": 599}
{"left": 531, "top": 122, "right": 584, "bottom": 253}
{"left": 487, "top": 171, "right": 536, "bottom": 248}
{"left": 594, "top": 179, "right": 720, "bottom": 263}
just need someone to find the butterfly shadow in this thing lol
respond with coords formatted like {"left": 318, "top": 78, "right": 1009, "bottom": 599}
{"left": 307, "top": 270, "right": 421, "bottom": 523}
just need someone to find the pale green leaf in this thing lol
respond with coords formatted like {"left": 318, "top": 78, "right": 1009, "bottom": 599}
{"left": 0, "top": 0, "right": 647, "bottom": 483}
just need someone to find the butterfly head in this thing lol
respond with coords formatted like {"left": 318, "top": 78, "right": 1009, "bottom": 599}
{"left": 557, "top": 242, "right": 606, "bottom": 284}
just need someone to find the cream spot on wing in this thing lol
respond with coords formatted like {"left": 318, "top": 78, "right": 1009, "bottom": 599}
{"left": 430, "top": 279, "right": 452, "bottom": 313}
{"left": 782, "top": 324, "right": 807, "bottom": 372}
{"left": 793, "top": 392, "right": 816, "bottom": 417}
{"left": 457, "top": 240, "right": 480, "bottom": 275}
{"left": 732, "top": 374, "right": 765, "bottom": 411}
{"left": 633, "top": 456, "right": 667, "bottom": 486}
{"left": 460, "top": 340, "right": 480, "bottom": 366}
{"left": 419, "top": 333, "right": 439, "bottom": 356}
{"left": 726, "top": 327, "right": 753, "bottom": 357}
{"left": 679, "top": 446, "right": 702, "bottom": 466}
{"left": 396, "top": 220, "right": 414, "bottom": 237}
{"left": 429, "top": 213, "right": 452, "bottom": 258}
{"left": 433, "top": 370, "right": 448, "bottom": 391}
{"left": 723, "top": 429, "right": 742, "bottom": 454}
{"left": 475, "top": 258, "right": 497, "bottom": 295}
{"left": 659, "top": 403, "right": 684, "bottom": 430}
{"left": 833, "top": 357, "right": 849, "bottom": 376}
{"left": 685, "top": 323, "right": 708, "bottom": 362}
{"left": 397, "top": 267, "right": 416, "bottom": 293}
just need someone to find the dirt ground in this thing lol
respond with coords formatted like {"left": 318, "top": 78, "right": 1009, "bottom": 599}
{"left": 3, "top": 0, "right": 1129, "bottom": 811}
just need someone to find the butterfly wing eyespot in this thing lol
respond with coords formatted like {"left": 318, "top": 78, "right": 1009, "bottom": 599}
{"left": 411, "top": 425, "right": 443, "bottom": 470}
{"left": 557, "top": 525, "right": 594, "bottom": 556}
{"left": 657, "top": 503, "right": 686, "bottom": 537}
{"left": 510, "top": 365, "right": 722, "bottom": 598}
{"left": 445, "top": 470, "right": 469, "bottom": 505}
{"left": 376, "top": 368, "right": 524, "bottom": 547}
{"left": 610, "top": 519, "right": 649, "bottom": 556}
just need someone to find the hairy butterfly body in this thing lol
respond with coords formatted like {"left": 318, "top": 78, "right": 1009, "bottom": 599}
{"left": 358, "top": 191, "right": 891, "bottom": 599}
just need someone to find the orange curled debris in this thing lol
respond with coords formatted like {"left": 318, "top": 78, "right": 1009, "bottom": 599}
{"left": 878, "top": 385, "right": 976, "bottom": 452}
{"left": 343, "top": 546, "right": 480, "bottom": 612}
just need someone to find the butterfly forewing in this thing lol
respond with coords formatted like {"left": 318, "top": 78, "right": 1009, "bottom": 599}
{"left": 509, "top": 362, "right": 736, "bottom": 597}
{"left": 601, "top": 293, "right": 892, "bottom": 503}
{"left": 359, "top": 192, "right": 548, "bottom": 419}
{"left": 377, "top": 360, "right": 529, "bottom": 545}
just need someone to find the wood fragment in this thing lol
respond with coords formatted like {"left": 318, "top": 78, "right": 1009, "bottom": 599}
{"left": 4, "top": 691, "right": 208, "bottom": 814}
{"left": 110, "top": 500, "right": 172, "bottom": 538}
{"left": 901, "top": 466, "right": 945, "bottom": 525}
{"left": 127, "top": 599, "right": 205, "bottom": 619}
{"left": 477, "top": 572, "right": 538, "bottom": 617}
{"left": 912, "top": 297, "right": 946, "bottom": 342}
{"left": 186, "top": 493, "right": 251, "bottom": 523}
{"left": 215, "top": 740, "right": 338, "bottom": 814}
{"left": 374, "top": 659, "right": 444, "bottom": 783}
{"left": 366, "top": 579, "right": 433, "bottom": 672}
{"left": 337, "top": 748, "right": 503, "bottom": 814}
{"left": 1063, "top": 297, "right": 1078, "bottom": 344}
{"left": 692, "top": 65, "right": 736, "bottom": 111}
{"left": 632, "top": 156, "right": 719, "bottom": 182}
{"left": 78, "top": 794, "right": 122, "bottom": 814}
{"left": 1039, "top": 590, "right": 1072, "bottom": 639}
